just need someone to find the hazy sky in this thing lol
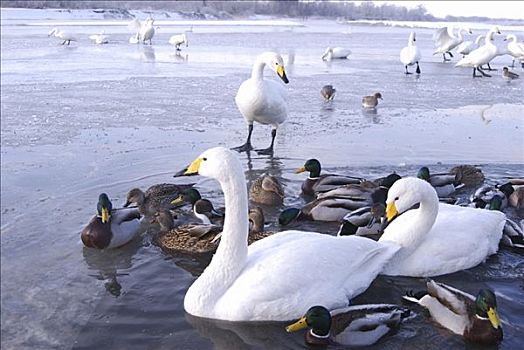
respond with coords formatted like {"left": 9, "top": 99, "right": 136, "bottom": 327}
{"left": 373, "top": 1, "right": 524, "bottom": 20}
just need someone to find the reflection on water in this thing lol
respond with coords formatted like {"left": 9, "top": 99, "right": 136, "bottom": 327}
{"left": 172, "top": 51, "right": 189, "bottom": 63}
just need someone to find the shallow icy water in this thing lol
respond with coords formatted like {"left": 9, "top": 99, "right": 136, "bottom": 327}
{"left": 1, "top": 14, "right": 524, "bottom": 350}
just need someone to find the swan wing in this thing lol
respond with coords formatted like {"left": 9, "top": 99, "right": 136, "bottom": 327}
{"left": 214, "top": 232, "right": 400, "bottom": 321}
{"left": 433, "top": 27, "right": 453, "bottom": 47}
{"left": 235, "top": 79, "right": 287, "bottom": 125}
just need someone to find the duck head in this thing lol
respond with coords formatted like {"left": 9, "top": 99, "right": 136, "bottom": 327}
{"left": 153, "top": 210, "right": 175, "bottom": 231}
{"left": 286, "top": 306, "right": 332, "bottom": 339}
{"left": 374, "top": 92, "right": 383, "bottom": 100}
{"left": 97, "top": 193, "right": 112, "bottom": 223}
{"left": 295, "top": 159, "right": 321, "bottom": 178}
{"left": 249, "top": 207, "right": 265, "bottom": 233}
{"left": 278, "top": 207, "right": 301, "bottom": 226}
{"left": 171, "top": 188, "right": 202, "bottom": 206}
{"left": 475, "top": 289, "right": 501, "bottom": 330}
{"left": 416, "top": 166, "right": 431, "bottom": 182}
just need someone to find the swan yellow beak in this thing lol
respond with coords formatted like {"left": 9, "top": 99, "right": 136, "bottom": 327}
{"left": 101, "top": 207, "right": 110, "bottom": 223}
{"left": 294, "top": 166, "right": 306, "bottom": 174}
{"left": 386, "top": 202, "right": 398, "bottom": 222}
{"left": 171, "top": 195, "right": 184, "bottom": 205}
{"left": 185, "top": 158, "right": 203, "bottom": 175}
{"left": 285, "top": 316, "right": 308, "bottom": 333}
{"left": 277, "top": 65, "right": 289, "bottom": 84}
{"left": 487, "top": 307, "right": 501, "bottom": 329}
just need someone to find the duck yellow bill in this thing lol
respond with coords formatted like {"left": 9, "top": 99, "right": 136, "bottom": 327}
{"left": 185, "top": 158, "right": 203, "bottom": 175}
{"left": 101, "top": 207, "right": 110, "bottom": 223}
{"left": 487, "top": 307, "right": 501, "bottom": 329}
{"left": 386, "top": 202, "right": 398, "bottom": 222}
{"left": 277, "top": 65, "right": 289, "bottom": 84}
{"left": 285, "top": 317, "right": 308, "bottom": 333}
{"left": 171, "top": 195, "right": 184, "bottom": 205}
{"left": 294, "top": 166, "right": 306, "bottom": 174}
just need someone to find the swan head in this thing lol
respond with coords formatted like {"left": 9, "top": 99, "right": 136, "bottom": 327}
{"left": 409, "top": 32, "right": 416, "bottom": 42}
{"left": 493, "top": 26, "right": 501, "bottom": 35}
{"left": 385, "top": 177, "right": 437, "bottom": 222}
{"left": 48, "top": 28, "right": 58, "bottom": 37}
{"left": 260, "top": 51, "right": 289, "bottom": 84}
{"left": 475, "top": 35, "right": 485, "bottom": 44}
{"left": 184, "top": 147, "right": 242, "bottom": 183}
{"left": 97, "top": 193, "right": 112, "bottom": 223}
{"left": 286, "top": 305, "right": 331, "bottom": 337}
{"left": 475, "top": 289, "right": 501, "bottom": 330}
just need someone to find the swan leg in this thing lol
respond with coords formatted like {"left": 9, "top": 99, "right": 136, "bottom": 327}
{"left": 232, "top": 124, "right": 254, "bottom": 152}
{"left": 447, "top": 51, "right": 454, "bottom": 58}
{"left": 442, "top": 53, "right": 450, "bottom": 62}
{"left": 486, "top": 63, "right": 496, "bottom": 71}
{"left": 404, "top": 66, "right": 412, "bottom": 75}
{"left": 61, "top": 40, "right": 66, "bottom": 45}
{"left": 416, "top": 62, "right": 421, "bottom": 74}
{"left": 511, "top": 59, "right": 515, "bottom": 68}
{"left": 473, "top": 67, "right": 482, "bottom": 78}
{"left": 478, "top": 67, "right": 491, "bottom": 77}
{"left": 255, "top": 129, "right": 276, "bottom": 155}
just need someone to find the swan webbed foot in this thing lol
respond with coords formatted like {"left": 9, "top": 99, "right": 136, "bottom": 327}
{"left": 404, "top": 66, "right": 412, "bottom": 75}
{"left": 486, "top": 63, "right": 497, "bottom": 71}
{"left": 478, "top": 67, "right": 491, "bottom": 77}
{"left": 416, "top": 63, "right": 421, "bottom": 74}
{"left": 473, "top": 67, "right": 482, "bottom": 78}
{"left": 255, "top": 146, "right": 274, "bottom": 155}
{"left": 232, "top": 142, "right": 254, "bottom": 153}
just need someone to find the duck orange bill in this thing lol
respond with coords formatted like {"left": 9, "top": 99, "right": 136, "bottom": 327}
{"left": 277, "top": 65, "right": 289, "bottom": 84}
{"left": 294, "top": 166, "right": 306, "bottom": 174}
{"left": 487, "top": 307, "right": 501, "bottom": 329}
{"left": 386, "top": 202, "right": 398, "bottom": 222}
{"left": 285, "top": 316, "right": 308, "bottom": 333}
{"left": 184, "top": 158, "right": 202, "bottom": 175}
{"left": 101, "top": 207, "right": 110, "bottom": 223}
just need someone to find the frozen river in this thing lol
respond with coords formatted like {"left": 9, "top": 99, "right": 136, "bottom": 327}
{"left": 1, "top": 9, "right": 524, "bottom": 349}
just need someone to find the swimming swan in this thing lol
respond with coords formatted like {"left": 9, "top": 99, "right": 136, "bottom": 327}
{"left": 378, "top": 177, "right": 505, "bottom": 277}
{"left": 180, "top": 147, "right": 400, "bottom": 321}
{"left": 233, "top": 52, "right": 289, "bottom": 155}
{"left": 400, "top": 32, "right": 421, "bottom": 74}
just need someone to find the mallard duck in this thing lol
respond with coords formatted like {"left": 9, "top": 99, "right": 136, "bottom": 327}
{"left": 417, "top": 165, "right": 484, "bottom": 198}
{"left": 502, "top": 67, "right": 519, "bottom": 81}
{"left": 171, "top": 188, "right": 202, "bottom": 207}
{"left": 81, "top": 193, "right": 143, "bottom": 249}
{"left": 470, "top": 182, "right": 518, "bottom": 210}
{"left": 178, "top": 147, "right": 400, "bottom": 321}
{"left": 249, "top": 174, "right": 284, "bottom": 206}
{"left": 248, "top": 207, "right": 277, "bottom": 244}
{"left": 433, "top": 27, "right": 472, "bottom": 62}
{"left": 378, "top": 177, "right": 505, "bottom": 277}
{"left": 233, "top": 51, "right": 289, "bottom": 155}
{"left": 171, "top": 188, "right": 224, "bottom": 224}
{"left": 294, "top": 159, "right": 363, "bottom": 196}
{"left": 153, "top": 209, "right": 222, "bottom": 254}
{"left": 400, "top": 32, "right": 421, "bottom": 74}
{"left": 286, "top": 304, "right": 411, "bottom": 347}
{"left": 403, "top": 280, "right": 503, "bottom": 344}
{"left": 124, "top": 183, "right": 194, "bottom": 217}
{"left": 48, "top": 27, "right": 77, "bottom": 45}
{"left": 337, "top": 203, "right": 387, "bottom": 237}
{"left": 361, "top": 92, "right": 382, "bottom": 109}
{"left": 320, "top": 85, "right": 336, "bottom": 101}
{"left": 488, "top": 195, "right": 524, "bottom": 249}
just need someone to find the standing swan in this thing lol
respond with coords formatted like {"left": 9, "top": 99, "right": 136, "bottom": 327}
{"left": 48, "top": 28, "right": 77, "bottom": 45}
{"left": 233, "top": 52, "right": 289, "bottom": 155}
{"left": 378, "top": 177, "right": 505, "bottom": 277}
{"left": 433, "top": 27, "right": 472, "bottom": 62}
{"left": 400, "top": 32, "right": 421, "bottom": 74}
{"left": 456, "top": 27, "right": 501, "bottom": 77}
{"left": 179, "top": 147, "right": 400, "bottom": 321}
{"left": 504, "top": 34, "right": 524, "bottom": 68}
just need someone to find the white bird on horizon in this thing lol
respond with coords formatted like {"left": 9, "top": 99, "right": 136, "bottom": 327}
{"left": 433, "top": 26, "right": 472, "bottom": 62}
{"left": 48, "top": 28, "right": 77, "bottom": 45}
{"left": 169, "top": 33, "right": 188, "bottom": 51}
{"left": 89, "top": 31, "right": 109, "bottom": 45}
{"left": 400, "top": 31, "right": 421, "bottom": 74}
{"left": 456, "top": 26, "right": 502, "bottom": 78}
{"left": 128, "top": 17, "right": 155, "bottom": 45}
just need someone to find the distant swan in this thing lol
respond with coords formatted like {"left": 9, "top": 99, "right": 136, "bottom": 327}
{"left": 89, "top": 31, "right": 109, "bottom": 45}
{"left": 455, "top": 27, "right": 501, "bottom": 77}
{"left": 400, "top": 32, "right": 421, "bottom": 74}
{"left": 505, "top": 34, "right": 524, "bottom": 68}
{"left": 321, "top": 47, "right": 351, "bottom": 61}
{"left": 169, "top": 33, "right": 188, "bottom": 51}
{"left": 48, "top": 28, "right": 77, "bottom": 45}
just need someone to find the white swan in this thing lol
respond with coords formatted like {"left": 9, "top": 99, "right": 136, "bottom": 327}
{"left": 321, "top": 47, "right": 351, "bottom": 61}
{"left": 457, "top": 34, "right": 484, "bottom": 57}
{"left": 400, "top": 32, "right": 421, "bottom": 74}
{"left": 233, "top": 52, "right": 289, "bottom": 155}
{"left": 89, "top": 31, "right": 109, "bottom": 45}
{"left": 48, "top": 28, "right": 77, "bottom": 45}
{"left": 181, "top": 147, "right": 400, "bottom": 321}
{"left": 505, "top": 34, "right": 524, "bottom": 67}
{"left": 169, "top": 33, "right": 188, "bottom": 51}
{"left": 378, "top": 177, "right": 505, "bottom": 277}
{"left": 433, "top": 27, "right": 472, "bottom": 61}
{"left": 139, "top": 17, "right": 155, "bottom": 45}
{"left": 456, "top": 27, "right": 501, "bottom": 77}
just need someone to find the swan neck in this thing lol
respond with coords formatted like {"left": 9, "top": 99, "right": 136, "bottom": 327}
{"left": 251, "top": 57, "right": 266, "bottom": 80}
{"left": 485, "top": 30, "right": 496, "bottom": 44}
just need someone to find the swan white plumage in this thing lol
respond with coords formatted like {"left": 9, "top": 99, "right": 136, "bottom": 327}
{"left": 456, "top": 27, "right": 501, "bottom": 77}
{"left": 457, "top": 34, "right": 484, "bottom": 57}
{"left": 169, "top": 33, "right": 188, "bottom": 50}
{"left": 233, "top": 52, "right": 289, "bottom": 155}
{"left": 139, "top": 17, "right": 155, "bottom": 45}
{"left": 181, "top": 147, "right": 401, "bottom": 321}
{"left": 48, "top": 28, "right": 77, "bottom": 45}
{"left": 378, "top": 177, "right": 505, "bottom": 277}
{"left": 321, "top": 47, "right": 351, "bottom": 61}
{"left": 400, "top": 32, "right": 421, "bottom": 74}
{"left": 433, "top": 27, "right": 472, "bottom": 61}
{"left": 89, "top": 31, "right": 109, "bottom": 45}
{"left": 505, "top": 34, "right": 524, "bottom": 67}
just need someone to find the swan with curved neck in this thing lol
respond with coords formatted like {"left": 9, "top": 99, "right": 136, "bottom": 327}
{"left": 181, "top": 147, "right": 400, "bottom": 321}
{"left": 400, "top": 32, "right": 421, "bottom": 74}
{"left": 504, "top": 34, "right": 524, "bottom": 67}
{"left": 456, "top": 27, "right": 501, "bottom": 77}
{"left": 234, "top": 52, "right": 289, "bottom": 155}
{"left": 433, "top": 27, "right": 472, "bottom": 62}
{"left": 378, "top": 177, "right": 505, "bottom": 277}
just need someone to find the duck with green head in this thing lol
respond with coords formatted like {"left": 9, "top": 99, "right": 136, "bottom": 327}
{"left": 488, "top": 195, "right": 524, "bottom": 249}
{"left": 417, "top": 165, "right": 484, "bottom": 199}
{"left": 81, "top": 193, "right": 143, "bottom": 249}
{"left": 171, "top": 188, "right": 224, "bottom": 225}
{"left": 286, "top": 304, "right": 411, "bottom": 347}
{"left": 295, "top": 159, "right": 363, "bottom": 196}
{"left": 403, "top": 280, "right": 503, "bottom": 344}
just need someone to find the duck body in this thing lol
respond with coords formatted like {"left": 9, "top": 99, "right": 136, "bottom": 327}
{"left": 286, "top": 304, "right": 411, "bottom": 347}
{"left": 502, "top": 67, "right": 519, "bottom": 81}
{"left": 320, "top": 85, "right": 336, "bottom": 101}
{"left": 249, "top": 174, "right": 284, "bottom": 206}
{"left": 181, "top": 147, "right": 400, "bottom": 321}
{"left": 295, "top": 159, "right": 363, "bottom": 196}
{"left": 403, "top": 280, "right": 503, "bottom": 344}
{"left": 400, "top": 32, "right": 421, "bottom": 74}
{"left": 362, "top": 92, "right": 382, "bottom": 109}
{"left": 379, "top": 177, "right": 504, "bottom": 277}
{"left": 321, "top": 47, "right": 351, "bottom": 61}
{"left": 124, "top": 183, "right": 194, "bottom": 217}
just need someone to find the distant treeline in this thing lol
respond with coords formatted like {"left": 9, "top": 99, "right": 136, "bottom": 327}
{"left": 1, "top": 0, "right": 521, "bottom": 23}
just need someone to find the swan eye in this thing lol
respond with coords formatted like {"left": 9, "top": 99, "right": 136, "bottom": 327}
{"left": 395, "top": 196, "right": 399, "bottom": 201}
{"left": 202, "top": 157, "right": 207, "bottom": 161}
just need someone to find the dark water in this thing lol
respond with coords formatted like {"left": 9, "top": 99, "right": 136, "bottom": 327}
{"left": 1, "top": 14, "right": 523, "bottom": 350}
